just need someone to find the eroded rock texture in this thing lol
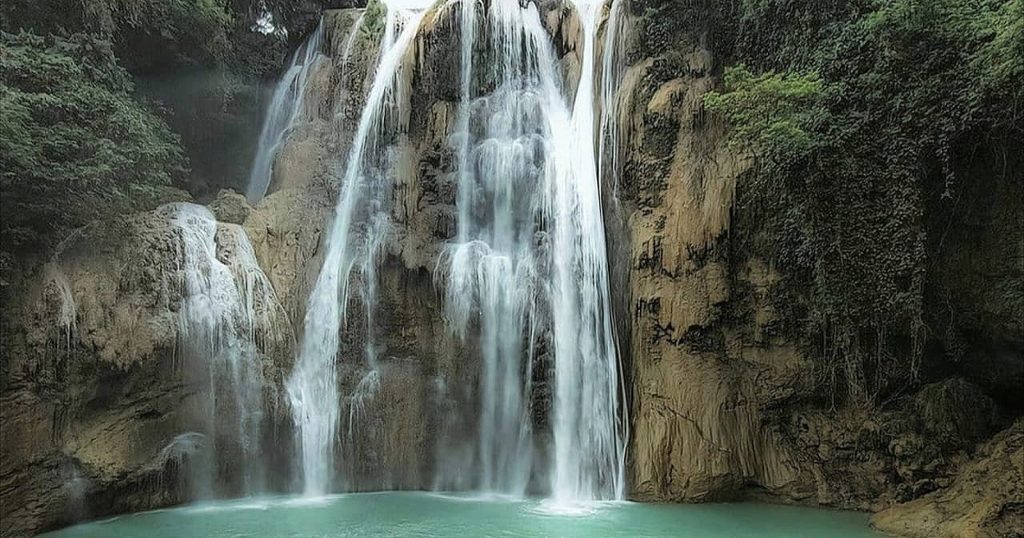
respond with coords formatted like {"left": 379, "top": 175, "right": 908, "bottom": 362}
{"left": 617, "top": 1, "right": 1023, "bottom": 536}
{"left": 0, "top": 199, "right": 295, "bottom": 535}
{"left": 871, "top": 419, "right": 1024, "bottom": 538}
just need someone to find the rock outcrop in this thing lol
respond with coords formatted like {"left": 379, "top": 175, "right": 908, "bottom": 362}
{"left": 0, "top": 202, "right": 287, "bottom": 535}
{"left": 872, "top": 420, "right": 1024, "bottom": 537}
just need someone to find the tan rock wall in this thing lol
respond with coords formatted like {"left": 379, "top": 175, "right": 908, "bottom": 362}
{"left": 619, "top": 5, "right": 1023, "bottom": 535}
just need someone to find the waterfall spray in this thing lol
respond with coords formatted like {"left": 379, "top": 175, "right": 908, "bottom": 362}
{"left": 165, "top": 203, "right": 284, "bottom": 496}
{"left": 436, "top": 0, "right": 626, "bottom": 500}
{"left": 287, "top": 0, "right": 627, "bottom": 501}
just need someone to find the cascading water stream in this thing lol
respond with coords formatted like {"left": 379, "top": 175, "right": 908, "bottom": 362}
{"left": 286, "top": 0, "right": 626, "bottom": 502}
{"left": 43, "top": 263, "right": 76, "bottom": 351}
{"left": 41, "top": 228, "right": 87, "bottom": 352}
{"left": 599, "top": 0, "right": 626, "bottom": 198}
{"left": 547, "top": 0, "right": 626, "bottom": 501}
{"left": 437, "top": 0, "right": 626, "bottom": 501}
{"left": 165, "top": 203, "right": 285, "bottom": 496}
{"left": 286, "top": 5, "right": 425, "bottom": 497}
{"left": 440, "top": 0, "right": 550, "bottom": 496}
{"left": 246, "top": 21, "right": 326, "bottom": 202}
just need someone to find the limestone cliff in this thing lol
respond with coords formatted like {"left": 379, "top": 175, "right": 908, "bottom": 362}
{"left": 871, "top": 419, "right": 1023, "bottom": 538}
{"left": 616, "top": 1, "right": 1023, "bottom": 536}
{"left": 0, "top": 196, "right": 295, "bottom": 536}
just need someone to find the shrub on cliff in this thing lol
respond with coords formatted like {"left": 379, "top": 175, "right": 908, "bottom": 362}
{"left": 0, "top": 32, "right": 185, "bottom": 264}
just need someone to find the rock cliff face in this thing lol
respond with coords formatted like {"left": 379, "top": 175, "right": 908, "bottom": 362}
{"left": 0, "top": 199, "right": 294, "bottom": 536}
{"left": 0, "top": 11, "right": 468, "bottom": 535}
{"left": 1, "top": 2, "right": 1021, "bottom": 537}
{"left": 616, "top": 1, "right": 1023, "bottom": 536}
{"left": 871, "top": 419, "right": 1023, "bottom": 538}
{"left": 615, "top": 0, "right": 831, "bottom": 504}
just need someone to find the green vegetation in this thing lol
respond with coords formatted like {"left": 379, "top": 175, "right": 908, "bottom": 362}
{"left": 361, "top": 0, "right": 388, "bottom": 44}
{"left": 702, "top": 66, "right": 827, "bottom": 157}
{"left": 0, "top": 0, "right": 328, "bottom": 274}
{"left": 1, "top": 0, "right": 234, "bottom": 72}
{"left": 0, "top": 32, "right": 183, "bottom": 262}
{"left": 700, "top": 0, "right": 1024, "bottom": 403}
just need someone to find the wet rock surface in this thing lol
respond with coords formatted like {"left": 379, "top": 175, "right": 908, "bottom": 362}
{"left": 0, "top": 203, "right": 287, "bottom": 536}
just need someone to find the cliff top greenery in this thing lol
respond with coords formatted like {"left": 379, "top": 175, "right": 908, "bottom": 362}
{"left": 0, "top": 31, "right": 184, "bottom": 266}
{"left": 700, "top": 0, "right": 1023, "bottom": 404}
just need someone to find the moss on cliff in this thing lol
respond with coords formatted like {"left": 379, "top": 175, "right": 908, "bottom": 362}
{"left": 622, "top": 0, "right": 1022, "bottom": 527}
{"left": 696, "top": 0, "right": 1023, "bottom": 406}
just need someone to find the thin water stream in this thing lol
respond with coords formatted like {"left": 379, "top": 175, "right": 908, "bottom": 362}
{"left": 164, "top": 203, "right": 285, "bottom": 497}
{"left": 286, "top": 5, "right": 426, "bottom": 497}
{"left": 247, "top": 22, "right": 326, "bottom": 202}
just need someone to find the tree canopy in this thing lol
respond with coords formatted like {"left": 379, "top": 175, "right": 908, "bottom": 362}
{"left": 0, "top": 0, "right": 334, "bottom": 275}
{"left": 0, "top": 32, "right": 184, "bottom": 264}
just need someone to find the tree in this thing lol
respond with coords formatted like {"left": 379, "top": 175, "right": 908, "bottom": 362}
{"left": 0, "top": 32, "right": 184, "bottom": 263}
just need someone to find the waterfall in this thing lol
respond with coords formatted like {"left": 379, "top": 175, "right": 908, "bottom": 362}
{"left": 436, "top": 0, "right": 625, "bottom": 500}
{"left": 286, "top": 4, "right": 425, "bottom": 497}
{"left": 599, "top": 0, "right": 626, "bottom": 198}
{"left": 286, "top": 0, "right": 626, "bottom": 501}
{"left": 165, "top": 203, "right": 284, "bottom": 496}
{"left": 42, "top": 229, "right": 87, "bottom": 352}
{"left": 439, "top": 0, "right": 554, "bottom": 497}
{"left": 547, "top": 0, "right": 626, "bottom": 501}
{"left": 246, "top": 21, "right": 326, "bottom": 202}
{"left": 43, "top": 262, "right": 76, "bottom": 351}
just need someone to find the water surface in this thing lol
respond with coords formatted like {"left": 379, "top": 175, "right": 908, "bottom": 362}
{"left": 41, "top": 491, "right": 885, "bottom": 537}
